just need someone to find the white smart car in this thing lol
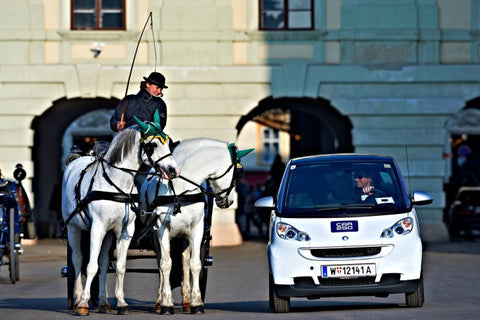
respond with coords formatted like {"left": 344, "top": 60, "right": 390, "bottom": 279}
{"left": 255, "top": 154, "right": 433, "bottom": 313}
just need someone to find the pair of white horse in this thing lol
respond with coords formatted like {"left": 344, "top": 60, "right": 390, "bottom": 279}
{"left": 62, "top": 113, "right": 252, "bottom": 315}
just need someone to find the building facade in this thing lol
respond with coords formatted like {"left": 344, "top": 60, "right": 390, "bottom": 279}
{"left": 2, "top": 0, "right": 479, "bottom": 243}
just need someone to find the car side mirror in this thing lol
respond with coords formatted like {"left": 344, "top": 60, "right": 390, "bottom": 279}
{"left": 255, "top": 196, "right": 274, "bottom": 208}
{"left": 411, "top": 191, "right": 433, "bottom": 206}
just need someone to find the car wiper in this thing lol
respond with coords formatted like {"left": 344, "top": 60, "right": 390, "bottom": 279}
{"left": 294, "top": 203, "right": 375, "bottom": 214}
{"left": 371, "top": 203, "right": 398, "bottom": 211}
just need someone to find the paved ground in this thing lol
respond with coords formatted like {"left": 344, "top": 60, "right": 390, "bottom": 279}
{"left": 19, "top": 236, "right": 480, "bottom": 264}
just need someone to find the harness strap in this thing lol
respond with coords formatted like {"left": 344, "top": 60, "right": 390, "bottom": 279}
{"left": 175, "top": 162, "right": 235, "bottom": 200}
{"left": 169, "top": 180, "right": 182, "bottom": 215}
{"left": 88, "top": 190, "right": 139, "bottom": 203}
{"left": 60, "top": 190, "right": 140, "bottom": 236}
{"left": 60, "top": 159, "right": 141, "bottom": 238}
{"left": 210, "top": 164, "right": 234, "bottom": 181}
{"left": 134, "top": 192, "right": 206, "bottom": 246}
{"left": 96, "top": 152, "right": 172, "bottom": 178}
{"left": 100, "top": 160, "right": 141, "bottom": 213}
{"left": 74, "top": 161, "right": 98, "bottom": 226}
{"left": 147, "top": 193, "right": 206, "bottom": 212}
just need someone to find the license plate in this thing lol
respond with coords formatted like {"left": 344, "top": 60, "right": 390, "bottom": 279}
{"left": 331, "top": 220, "right": 358, "bottom": 232}
{"left": 321, "top": 264, "right": 376, "bottom": 278}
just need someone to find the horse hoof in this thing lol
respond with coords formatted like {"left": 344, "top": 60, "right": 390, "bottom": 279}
{"left": 183, "top": 302, "right": 191, "bottom": 313}
{"left": 155, "top": 302, "right": 161, "bottom": 314}
{"left": 190, "top": 305, "right": 205, "bottom": 314}
{"left": 75, "top": 305, "right": 89, "bottom": 316}
{"left": 160, "top": 306, "right": 174, "bottom": 315}
{"left": 98, "top": 303, "right": 111, "bottom": 313}
{"left": 117, "top": 306, "right": 130, "bottom": 315}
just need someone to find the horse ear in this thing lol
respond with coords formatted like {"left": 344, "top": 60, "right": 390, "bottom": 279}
{"left": 134, "top": 115, "right": 151, "bottom": 135}
{"left": 237, "top": 148, "right": 255, "bottom": 159}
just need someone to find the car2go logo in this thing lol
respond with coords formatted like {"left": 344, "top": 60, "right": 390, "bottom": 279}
{"left": 331, "top": 220, "right": 359, "bottom": 232}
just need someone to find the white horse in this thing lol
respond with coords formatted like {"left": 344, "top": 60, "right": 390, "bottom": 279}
{"left": 140, "top": 138, "right": 253, "bottom": 314}
{"left": 62, "top": 116, "right": 180, "bottom": 316}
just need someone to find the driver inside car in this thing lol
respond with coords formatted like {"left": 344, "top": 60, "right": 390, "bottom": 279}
{"left": 353, "top": 170, "right": 380, "bottom": 203}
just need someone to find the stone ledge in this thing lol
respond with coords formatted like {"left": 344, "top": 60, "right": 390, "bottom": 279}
{"left": 211, "top": 223, "right": 243, "bottom": 247}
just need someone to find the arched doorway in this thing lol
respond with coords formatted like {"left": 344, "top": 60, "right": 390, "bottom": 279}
{"left": 444, "top": 103, "right": 480, "bottom": 224}
{"left": 31, "top": 98, "right": 118, "bottom": 238}
{"left": 235, "top": 96, "right": 353, "bottom": 238}
{"left": 237, "top": 96, "right": 353, "bottom": 158}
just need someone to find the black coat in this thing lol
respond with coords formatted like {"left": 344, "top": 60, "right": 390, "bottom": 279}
{"left": 110, "top": 89, "right": 167, "bottom": 131}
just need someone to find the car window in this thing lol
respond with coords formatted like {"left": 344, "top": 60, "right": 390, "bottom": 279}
{"left": 281, "top": 160, "right": 408, "bottom": 216}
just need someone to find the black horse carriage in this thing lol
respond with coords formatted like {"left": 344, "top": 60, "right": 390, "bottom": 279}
{"left": 63, "top": 192, "right": 214, "bottom": 311}
{"left": 0, "top": 164, "right": 35, "bottom": 283}
{"left": 60, "top": 136, "right": 253, "bottom": 315}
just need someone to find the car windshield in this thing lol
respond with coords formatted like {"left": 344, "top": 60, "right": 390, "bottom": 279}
{"left": 280, "top": 160, "right": 409, "bottom": 216}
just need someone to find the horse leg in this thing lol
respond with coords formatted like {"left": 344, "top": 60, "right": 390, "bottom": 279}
{"left": 113, "top": 224, "right": 135, "bottom": 315}
{"left": 157, "top": 229, "right": 174, "bottom": 314}
{"left": 97, "top": 232, "right": 113, "bottom": 313}
{"left": 189, "top": 224, "right": 205, "bottom": 314}
{"left": 76, "top": 225, "right": 106, "bottom": 316}
{"left": 153, "top": 234, "right": 163, "bottom": 313}
{"left": 181, "top": 246, "right": 191, "bottom": 313}
{"left": 68, "top": 227, "right": 84, "bottom": 310}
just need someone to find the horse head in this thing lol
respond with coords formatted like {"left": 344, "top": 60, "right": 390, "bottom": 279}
{"left": 134, "top": 111, "right": 180, "bottom": 179}
{"left": 209, "top": 143, "right": 254, "bottom": 209}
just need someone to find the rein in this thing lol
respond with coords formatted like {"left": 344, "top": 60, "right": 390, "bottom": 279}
{"left": 95, "top": 150, "right": 173, "bottom": 177}
{"left": 142, "top": 154, "right": 236, "bottom": 218}
{"left": 177, "top": 163, "right": 235, "bottom": 199}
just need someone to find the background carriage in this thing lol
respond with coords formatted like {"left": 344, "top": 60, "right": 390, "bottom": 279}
{"left": 0, "top": 164, "right": 35, "bottom": 284}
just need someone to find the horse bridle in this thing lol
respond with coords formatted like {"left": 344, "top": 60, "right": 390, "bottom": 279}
{"left": 141, "top": 132, "right": 173, "bottom": 171}
{"left": 177, "top": 144, "right": 244, "bottom": 201}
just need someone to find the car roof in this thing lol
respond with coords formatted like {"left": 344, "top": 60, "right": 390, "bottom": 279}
{"left": 288, "top": 153, "right": 395, "bottom": 165}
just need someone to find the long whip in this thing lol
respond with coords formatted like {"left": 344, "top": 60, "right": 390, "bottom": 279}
{"left": 120, "top": 12, "right": 156, "bottom": 125}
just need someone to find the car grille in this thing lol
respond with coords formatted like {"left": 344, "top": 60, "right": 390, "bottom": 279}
{"left": 318, "top": 277, "right": 376, "bottom": 286}
{"left": 293, "top": 274, "right": 400, "bottom": 287}
{"left": 310, "top": 247, "right": 382, "bottom": 258}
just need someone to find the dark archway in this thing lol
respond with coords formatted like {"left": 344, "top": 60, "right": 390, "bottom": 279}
{"left": 444, "top": 99, "right": 480, "bottom": 226}
{"left": 31, "top": 97, "right": 118, "bottom": 238}
{"left": 236, "top": 97, "right": 353, "bottom": 158}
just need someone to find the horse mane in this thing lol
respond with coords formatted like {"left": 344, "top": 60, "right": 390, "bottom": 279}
{"left": 173, "top": 138, "right": 227, "bottom": 160}
{"left": 105, "top": 126, "right": 140, "bottom": 165}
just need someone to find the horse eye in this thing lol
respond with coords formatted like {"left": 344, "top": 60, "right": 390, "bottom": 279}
{"left": 144, "top": 143, "right": 154, "bottom": 156}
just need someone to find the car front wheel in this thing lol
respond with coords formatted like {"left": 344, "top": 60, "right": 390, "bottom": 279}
{"left": 405, "top": 275, "right": 424, "bottom": 308}
{"left": 269, "top": 273, "right": 290, "bottom": 313}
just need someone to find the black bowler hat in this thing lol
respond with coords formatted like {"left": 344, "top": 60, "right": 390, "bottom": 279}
{"left": 143, "top": 72, "right": 168, "bottom": 88}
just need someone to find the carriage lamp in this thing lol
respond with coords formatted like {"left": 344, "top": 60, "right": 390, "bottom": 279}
{"left": 380, "top": 217, "right": 414, "bottom": 238}
{"left": 61, "top": 266, "right": 68, "bottom": 278}
{"left": 276, "top": 222, "right": 310, "bottom": 241}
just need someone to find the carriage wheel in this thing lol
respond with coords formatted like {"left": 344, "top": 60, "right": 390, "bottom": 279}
{"left": 8, "top": 208, "right": 17, "bottom": 284}
{"left": 199, "top": 267, "right": 208, "bottom": 301}
{"left": 199, "top": 230, "right": 212, "bottom": 302}
{"left": 67, "top": 243, "right": 75, "bottom": 309}
{"left": 14, "top": 232, "right": 20, "bottom": 281}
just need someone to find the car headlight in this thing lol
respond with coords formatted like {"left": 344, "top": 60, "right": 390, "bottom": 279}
{"left": 276, "top": 222, "right": 310, "bottom": 241}
{"left": 380, "top": 217, "right": 414, "bottom": 238}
